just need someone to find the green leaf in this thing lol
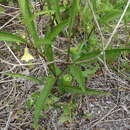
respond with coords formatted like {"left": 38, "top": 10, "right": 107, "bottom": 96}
{"left": 0, "top": 32, "right": 26, "bottom": 43}
{"left": 43, "top": 20, "right": 68, "bottom": 75}
{"left": 64, "top": 86, "right": 111, "bottom": 96}
{"left": 104, "top": 49, "right": 121, "bottom": 62}
{"left": 100, "top": 9, "right": 121, "bottom": 24}
{"left": 43, "top": 20, "right": 68, "bottom": 45}
{"left": 75, "top": 48, "right": 130, "bottom": 62}
{"left": 69, "top": 65, "right": 85, "bottom": 92}
{"left": 45, "top": 0, "right": 60, "bottom": 23}
{"left": 34, "top": 76, "right": 56, "bottom": 129}
{"left": 51, "top": 0, "right": 61, "bottom": 23}
{"left": 91, "top": 0, "right": 97, "bottom": 10}
{"left": 34, "top": 10, "right": 54, "bottom": 18}
{"left": 59, "top": 104, "right": 73, "bottom": 123}
{"left": 18, "top": 0, "right": 41, "bottom": 48}
{"left": 82, "top": 65, "right": 99, "bottom": 79}
{"left": 74, "top": 50, "right": 99, "bottom": 62}
{"left": 68, "top": 0, "right": 80, "bottom": 35}
{"left": 0, "top": 7, "right": 5, "bottom": 13}
{"left": 44, "top": 44, "right": 56, "bottom": 75}
{"left": 61, "top": 74, "right": 73, "bottom": 87}
{"left": 5, "top": 72, "right": 41, "bottom": 84}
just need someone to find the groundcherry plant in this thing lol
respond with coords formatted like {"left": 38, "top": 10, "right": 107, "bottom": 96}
{"left": 1, "top": 0, "right": 130, "bottom": 129}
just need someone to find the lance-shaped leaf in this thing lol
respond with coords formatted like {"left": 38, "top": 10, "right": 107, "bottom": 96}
{"left": 34, "top": 76, "right": 56, "bottom": 128}
{"left": 0, "top": 32, "right": 26, "bottom": 43}
{"left": 5, "top": 72, "right": 41, "bottom": 84}
{"left": 44, "top": 44, "right": 56, "bottom": 75}
{"left": 75, "top": 48, "right": 130, "bottom": 62}
{"left": 18, "top": 0, "right": 41, "bottom": 48}
{"left": 69, "top": 65, "right": 85, "bottom": 92}
{"left": 43, "top": 20, "right": 68, "bottom": 75}
{"left": 68, "top": 0, "right": 80, "bottom": 35}
{"left": 51, "top": 0, "right": 61, "bottom": 23}
{"left": 43, "top": 20, "right": 68, "bottom": 45}
{"left": 64, "top": 86, "right": 111, "bottom": 96}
